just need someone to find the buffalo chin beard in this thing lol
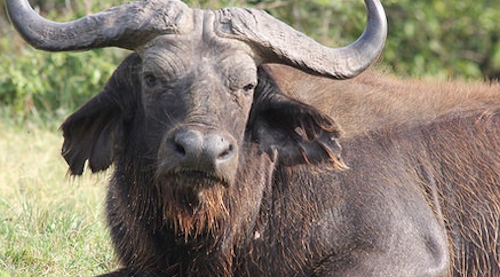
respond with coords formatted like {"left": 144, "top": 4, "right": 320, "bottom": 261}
{"left": 155, "top": 173, "right": 230, "bottom": 240}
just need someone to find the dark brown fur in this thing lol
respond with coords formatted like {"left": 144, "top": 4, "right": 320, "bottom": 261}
{"left": 267, "top": 64, "right": 500, "bottom": 276}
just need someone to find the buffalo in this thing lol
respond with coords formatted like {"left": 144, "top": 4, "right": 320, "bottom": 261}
{"left": 6, "top": 0, "right": 500, "bottom": 276}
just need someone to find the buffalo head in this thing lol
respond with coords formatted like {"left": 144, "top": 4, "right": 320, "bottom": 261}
{"left": 6, "top": 0, "right": 386, "bottom": 245}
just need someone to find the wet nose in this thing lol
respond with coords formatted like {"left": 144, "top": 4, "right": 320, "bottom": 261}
{"left": 171, "top": 129, "right": 236, "bottom": 172}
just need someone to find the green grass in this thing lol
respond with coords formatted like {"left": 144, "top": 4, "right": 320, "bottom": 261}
{"left": 0, "top": 119, "right": 119, "bottom": 276}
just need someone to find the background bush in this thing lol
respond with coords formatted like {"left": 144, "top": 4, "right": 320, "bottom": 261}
{"left": 0, "top": 44, "right": 123, "bottom": 121}
{"left": 0, "top": 0, "right": 499, "bottom": 121}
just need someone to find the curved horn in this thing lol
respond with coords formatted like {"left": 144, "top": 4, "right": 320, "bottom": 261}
{"left": 216, "top": 0, "right": 387, "bottom": 79}
{"left": 6, "top": 0, "right": 192, "bottom": 51}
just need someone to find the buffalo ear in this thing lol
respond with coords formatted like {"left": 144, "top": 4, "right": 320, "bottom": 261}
{"left": 60, "top": 54, "right": 142, "bottom": 175}
{"left": 248, "top": 67, "right": 347, "bottom": 170}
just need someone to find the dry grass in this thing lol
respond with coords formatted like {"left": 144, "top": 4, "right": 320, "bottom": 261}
{"left": 0, "top": 120, "right": 119, "bottom": 276}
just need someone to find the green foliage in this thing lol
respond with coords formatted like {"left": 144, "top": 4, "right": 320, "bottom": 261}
{"left": 383, "top": 0, "right": 500, "bottom": 79}
{"left": 0, "top": 0, "right": 127, "bottom": 121}
{"left": 0, "top": 36, "right": 126, "bottom": 121}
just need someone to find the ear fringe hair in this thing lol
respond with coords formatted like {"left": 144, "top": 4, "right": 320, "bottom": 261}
{"left": 299, "top": 142, "right": 349, "bottom": 172}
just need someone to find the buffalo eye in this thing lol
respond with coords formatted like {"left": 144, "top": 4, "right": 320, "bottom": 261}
{"left": 241, "top": 83, "right": 256, "bottom": 95}
{"left": 143, "top": 72, "right": 158, "bottom": 88}
{"left": 243, "top": 83, "right": 255, "bottom": 91}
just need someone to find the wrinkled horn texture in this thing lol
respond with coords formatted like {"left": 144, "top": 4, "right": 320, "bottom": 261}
{"left": 214, "top": 0, "right": 387, "bottom": 79}
{"left": 6, "top": 0, "right": 193, "bottom": 51}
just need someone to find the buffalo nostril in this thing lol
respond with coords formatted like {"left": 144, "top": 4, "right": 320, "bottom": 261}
{"left": 173, "top": 141, "right": 186, "bottom": 157}
{"left": 206, "top": 134, "right": 235, "bottom": 163}
{"left": 217, "top": 144, "right": 234, "bottom": 161}
{"left": 171, "top": 130, "right": 203, "bottom": 159}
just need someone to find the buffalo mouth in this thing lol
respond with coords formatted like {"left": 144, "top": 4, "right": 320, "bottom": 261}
{"left": 156, "top": 170, "right": 229, "bottom": 207}
{"left": 155, "top": 171, "right": 230, "bottom": 238}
